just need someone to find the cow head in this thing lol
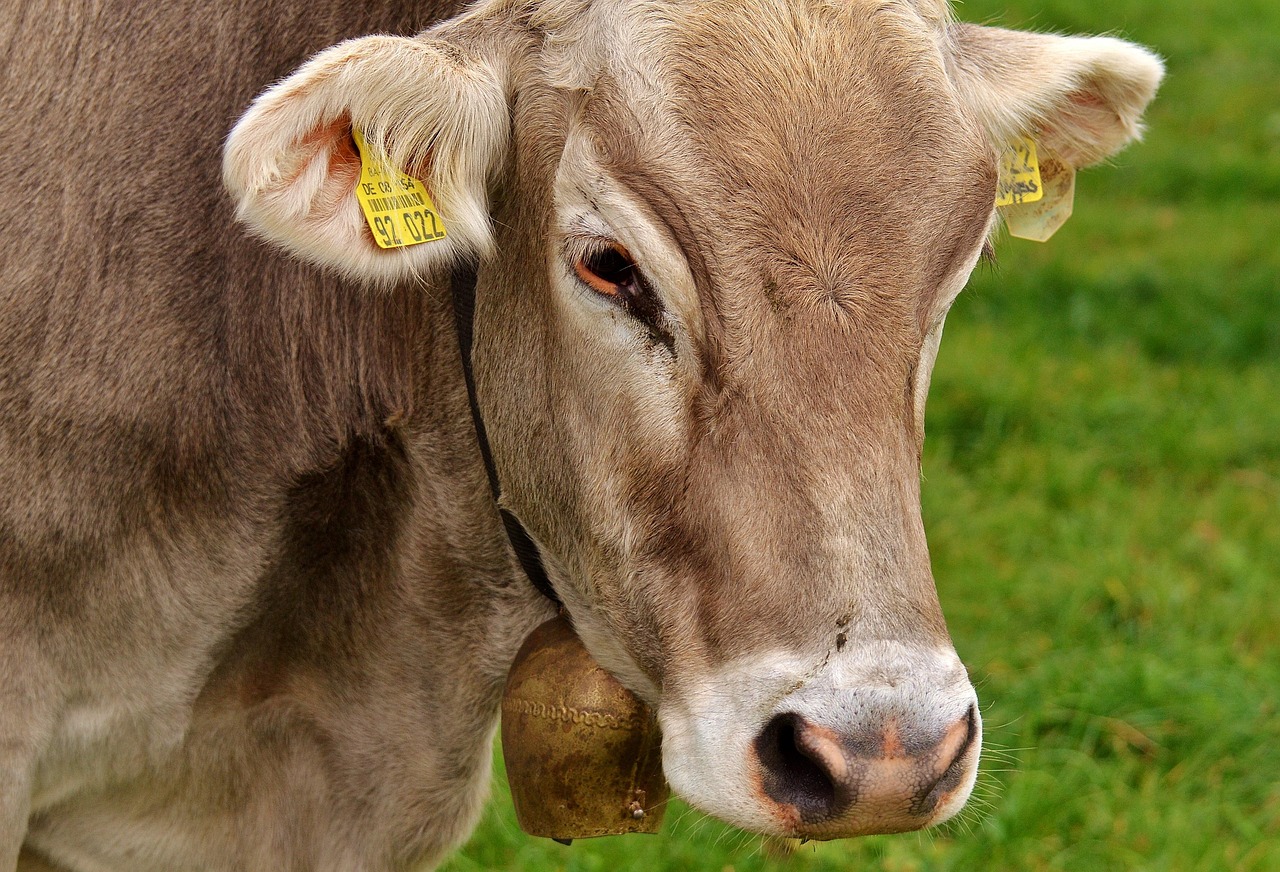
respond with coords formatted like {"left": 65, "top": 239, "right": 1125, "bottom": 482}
{"left": 225, "top": 0, "right": 1161, "bottom": 840}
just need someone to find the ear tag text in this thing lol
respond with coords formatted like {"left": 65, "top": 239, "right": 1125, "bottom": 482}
{"left": 996, "top": 138, "right": 1077, "bottom": 243}
{"left": 352, "top": 129, "right": 447, "bottom": 250}
{"left": 996, "top": 137, "right": 1044, "bottom": 207}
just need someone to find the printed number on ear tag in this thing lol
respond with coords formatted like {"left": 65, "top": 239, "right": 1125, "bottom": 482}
{"left": 352, "top": 128, "right": 447, "bottom": 250}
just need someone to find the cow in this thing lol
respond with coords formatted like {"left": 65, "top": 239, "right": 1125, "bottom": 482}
{"left": 0, "top": 0, "right": 1161, "bottom": 869}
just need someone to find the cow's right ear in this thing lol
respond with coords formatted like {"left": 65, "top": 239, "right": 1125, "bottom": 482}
{"left": 224, "top": 34, "right": 509, "bottom": 283}
{"left": 945, "top": 24, "right": 1164, "bottom": 169}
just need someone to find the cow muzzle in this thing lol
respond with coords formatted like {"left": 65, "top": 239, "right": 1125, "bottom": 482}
{"left": 754, "top": 704, "right": 978, "bottom": 836}
{"left": 659, "top": 642, "right": 981, "bottom": 839}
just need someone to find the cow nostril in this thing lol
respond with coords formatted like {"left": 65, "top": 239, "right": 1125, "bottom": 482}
{"left": 754, "top": 712, "right": 845, "bottom": 822}
{"left": 941, "top": 703, "right": 978, "bottom": 777}
{"left": 912, "top": 703, "right": 979, "bottom": 817}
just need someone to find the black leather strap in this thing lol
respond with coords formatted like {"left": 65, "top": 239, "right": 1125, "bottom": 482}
{"left": 450, "top": 264, "right": 562, "bottom": 608}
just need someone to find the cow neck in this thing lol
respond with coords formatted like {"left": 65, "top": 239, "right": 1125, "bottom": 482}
{"left": 450, "top": 263, "right": 562, "bottom": 608}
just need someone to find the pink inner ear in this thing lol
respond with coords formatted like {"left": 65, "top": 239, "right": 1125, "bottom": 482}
{"left": 1067, "top": 89, "right": 1109, "bottom": 115}
{"left": 326, "top": 122, "right": 362, "bottom": 182}
{"left": 1040, "top": 86, "right": 1128, "bottom": 168}
{"left": 289, "top": 117, "right": 363, "bottom": 222}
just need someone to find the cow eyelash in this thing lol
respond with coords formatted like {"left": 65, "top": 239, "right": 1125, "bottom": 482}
{"left": 565, "top": 235, "right": 674, "bottom": 351}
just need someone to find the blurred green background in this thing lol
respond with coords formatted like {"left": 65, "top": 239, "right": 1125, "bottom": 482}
{"left": 444, "top": 1, "right": 1280, "bottom": 869}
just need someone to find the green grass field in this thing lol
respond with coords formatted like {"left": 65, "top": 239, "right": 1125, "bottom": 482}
{"left": 443, "top": 1, "right": 1280, "bottom": 869}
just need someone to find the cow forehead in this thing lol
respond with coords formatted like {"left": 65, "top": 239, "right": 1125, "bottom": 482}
{"left": 557, "top": 0, "right": 994, "bottom": 375}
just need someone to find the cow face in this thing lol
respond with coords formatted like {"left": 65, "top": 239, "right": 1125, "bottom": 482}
{"left": 225, "top": 0, "right": 1161, "bottom": 840}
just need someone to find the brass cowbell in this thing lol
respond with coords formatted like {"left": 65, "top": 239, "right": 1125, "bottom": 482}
{"left": 501, "top": 617, "right": 669, "bottom": 842}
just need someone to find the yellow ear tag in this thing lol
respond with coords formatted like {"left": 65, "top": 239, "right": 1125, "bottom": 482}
{"left": 351, "top": 128, "right": 447, "bottom": 249}
{"left": 996, "top": 137, "right": 1044, "bottom": 208}
{"left": 996, "top": 138, "right": 1076, "bottom": 243}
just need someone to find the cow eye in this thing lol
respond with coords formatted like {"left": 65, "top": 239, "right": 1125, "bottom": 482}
{"left": 570, "top": 240, "right": 674, "bottom": 351}
{"left": 574, "top": 243, "right": 638, "bottom": 297}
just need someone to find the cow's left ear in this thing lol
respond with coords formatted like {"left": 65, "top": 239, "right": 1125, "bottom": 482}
{"left": 946, "top": 24, "right": 1164, "bottom": 167}
{"left": 224, "top": 32, "right": 510, "bottom": 283}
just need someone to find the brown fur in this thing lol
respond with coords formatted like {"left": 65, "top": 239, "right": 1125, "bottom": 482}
{"left": 1, "top": 2, "right": 555, "bottom": 870}
{"left": 487, "top": 1, "right": 992, "bottom": 683}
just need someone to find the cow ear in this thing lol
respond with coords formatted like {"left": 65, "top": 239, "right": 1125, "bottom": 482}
{"left": 223, "top": 34, "right": 508, "bottom": 283}
{"left": 947, "top": 24, "right": 1164, "bottom": 168}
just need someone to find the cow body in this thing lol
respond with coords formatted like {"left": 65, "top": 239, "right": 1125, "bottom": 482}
{"left": 0, "top": 2, "right": 548, "bottom": 870}
{"left": 0, "top": 1, "right": 1161, "bottom": 869}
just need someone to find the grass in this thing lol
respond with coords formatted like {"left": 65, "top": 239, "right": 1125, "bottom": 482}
{"left": 443, "top": 1, "right": 1280, "bottom": 869}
